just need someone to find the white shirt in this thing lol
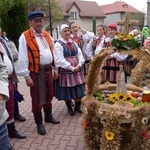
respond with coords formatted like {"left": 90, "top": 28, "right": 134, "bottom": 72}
{"left": 54, "top": 37, "right": 85, "bottom": 71}
{"left": 82, "top": 31, "right": 94, "bottom": 53}
{"left": 0, "top": 103, "right": 9, "bottom": 125}
{"left": 35, "top": 34, "right": 53, "bottom": 65}
{"left": 71, "top": 31, "right": 94, "bottom": 54}
{"left": 105, "top": 36, "right": 128, "bottom": 61}
{"left": 0, "top": 55, "right": 9, "bottom": 125}
{"left": 0, "top": 43, "right": 13, "bottom": 75}
{"left": 86, "top": 35, "right": 106, "bottom": 59}
{"left": 16, "top": 28, "right": 54, "bottom": 77}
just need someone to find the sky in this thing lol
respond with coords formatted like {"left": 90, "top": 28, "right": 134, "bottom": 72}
{"left": 83, "top": 0, "right": 147, "bottom": 13}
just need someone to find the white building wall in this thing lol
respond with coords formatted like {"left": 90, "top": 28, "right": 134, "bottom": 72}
{"left": 44, "top": 4, "right": 105, "bottom": 39}
{"left": 103, "top": 13, "right": 125, "bottom": 32}
{"left": 68, "top": 5, "right": 104, "bottom": 31}
{"left": 103, "top": 13, "right": 121, "bottom": 25}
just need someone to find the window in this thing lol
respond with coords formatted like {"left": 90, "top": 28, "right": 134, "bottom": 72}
{"left": 70, "top": 12, "right": 78, "bottom": 19}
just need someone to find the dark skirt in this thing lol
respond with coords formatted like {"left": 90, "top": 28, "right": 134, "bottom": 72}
{"left": 54, "top": 79, "right": 85, "bottom": 101}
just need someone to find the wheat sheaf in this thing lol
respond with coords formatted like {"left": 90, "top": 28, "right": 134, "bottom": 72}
{"left": 86, "top": 47, "right": 150, "bottom": 96}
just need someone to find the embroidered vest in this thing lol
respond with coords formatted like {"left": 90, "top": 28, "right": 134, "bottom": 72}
{"left": 57, "top": 40, "right": 85, "bottom": 87}
{"left": 23, "top": 28, "right": 54, "bottom": 73}
{"left": 58, "top": 40, "right": 78, "bottom": 57}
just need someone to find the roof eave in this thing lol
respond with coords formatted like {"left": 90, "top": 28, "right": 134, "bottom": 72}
{"left": 105, "top": 11, "right": 145, "bottom": 15}
{"left": 79, "top": 15, "right": 106, "bottom": 18}
{"left": 66, "top": 1, "right": 81, "bottom": 12}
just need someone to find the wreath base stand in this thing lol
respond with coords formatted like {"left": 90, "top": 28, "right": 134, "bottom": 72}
{"left": 81, "top": 47, "right": 150, "bottom": 150}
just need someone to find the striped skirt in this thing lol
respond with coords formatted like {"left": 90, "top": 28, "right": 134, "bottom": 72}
{"left": 54, "top": 56, "right": 86, "bottom": 100}
{"left": 54, "top": 80, "right": 85, "bottom": 101}
{"left": 102, "top": 58, "right": 127, "bottom": 83}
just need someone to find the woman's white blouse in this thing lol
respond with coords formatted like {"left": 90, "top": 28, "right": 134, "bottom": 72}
{"left": 105, "top": 36, "right": 128, "bottom": 61}
{"left": 86, "top": 35, "right": 106, "bottom": 59}
{"left": 54, "top": 37, "right": 85, "bottom": 71}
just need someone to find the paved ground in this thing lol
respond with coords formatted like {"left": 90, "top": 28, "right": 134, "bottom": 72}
{"left": 10, "top": 76, "right": 87, "bottom": 150}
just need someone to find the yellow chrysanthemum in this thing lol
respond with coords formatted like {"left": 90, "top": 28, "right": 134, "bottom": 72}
{"left": 105, "top": 131, "right": 115, "bottom": 141}
{"left": 125, "top": 94, "right": 134, "bottom": 102}
{"left": 126, "top": 34, "right": 134, "bottom": 40}
{"left": 109, "top": 93, "right": 118, "bottom": 103}
{"left": 112, "top": 33, "right": 140, "bottom": 50}
{"left": 117, "top": 93, "right": 126, "bottom": 102}
{"left": 117, "top": 33, "right": 134, "bottom": 41}
{"left": 117, "top": 34, "right": 123, "bottom": 39}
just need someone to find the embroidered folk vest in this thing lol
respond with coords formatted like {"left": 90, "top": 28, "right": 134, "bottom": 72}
{"left": 23, "top": 27, "right": 54, "bottom": 73}
{"left": 58, "top": 40, "right": 78, "bottom": 57}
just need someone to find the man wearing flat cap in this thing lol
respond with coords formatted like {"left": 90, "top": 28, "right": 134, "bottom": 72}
{"left": 28, "top": 11, "right": 44, "bottom": 20}
{"left": 17, "top": 11, "right": 60, "bottom": 135}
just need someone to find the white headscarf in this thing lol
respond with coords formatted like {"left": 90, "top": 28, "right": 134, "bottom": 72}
{"left": 60, "top": 24, "right": 69, "bottom": 33}
{"left": 58, "top": 24, "right": 69, "bottom": 39}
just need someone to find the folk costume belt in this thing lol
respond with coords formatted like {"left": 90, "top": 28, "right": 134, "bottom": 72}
{"left": 38, "top": 63, "right": 52, "bottom": 104}
{"left": 43, "top": 64, "right": 52, "bottom": 72}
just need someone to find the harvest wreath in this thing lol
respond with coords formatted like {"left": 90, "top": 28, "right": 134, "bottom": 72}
{"left": 80, "top": 42, "right": 150, "bottom": 149}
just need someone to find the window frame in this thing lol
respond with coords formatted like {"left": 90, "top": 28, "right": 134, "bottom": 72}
{"left": 70, "top": 12, "right": 78, "bottom": 20}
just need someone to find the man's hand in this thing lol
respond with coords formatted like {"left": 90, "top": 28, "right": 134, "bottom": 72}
{"left": 53, "top": 72, "right": 59, "bottom": 80}
{"left": 26, "top": 78, "right": 34, "bottom": 87}
{"left": 0, "top": 95, "right": 4, "bottom": 101}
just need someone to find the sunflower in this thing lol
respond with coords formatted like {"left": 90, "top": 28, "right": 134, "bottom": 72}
{"left": 105, "top": 131, "right": 115, "bottom": 141}
{"left": 109, "top": 93, "right": 118, "bottom": 103}
{"left": 125, "top": 94, "right": 134, "bottom": 102}
{"left": 117, "top": 93, "right": 126, "bottom": 102}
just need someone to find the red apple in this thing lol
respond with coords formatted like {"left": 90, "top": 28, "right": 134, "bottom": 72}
{"left": 131, "top": 92, "right": 139, "bottom": 98}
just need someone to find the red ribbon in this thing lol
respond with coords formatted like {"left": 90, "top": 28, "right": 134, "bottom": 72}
{"left": 66, "top": 42, "right": 74, "bottom": 51}
{"left": 37, "top": 33, "right": 44, "bottom": 38}
{"left": 72, "top": 36, "right": 80, "bottom": 45}
{"left": 96, "top": 38, "right": 101, "bottom": 45}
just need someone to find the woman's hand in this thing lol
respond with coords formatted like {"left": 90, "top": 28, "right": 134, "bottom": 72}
{"left": 92, "top": 39, "right": 97, "bottom": 47}
{"left": 73, "top": 65, "right": 80, "bottom": 73}
{"left": 107, "top": 55, "right": 112, "bottom": 59}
